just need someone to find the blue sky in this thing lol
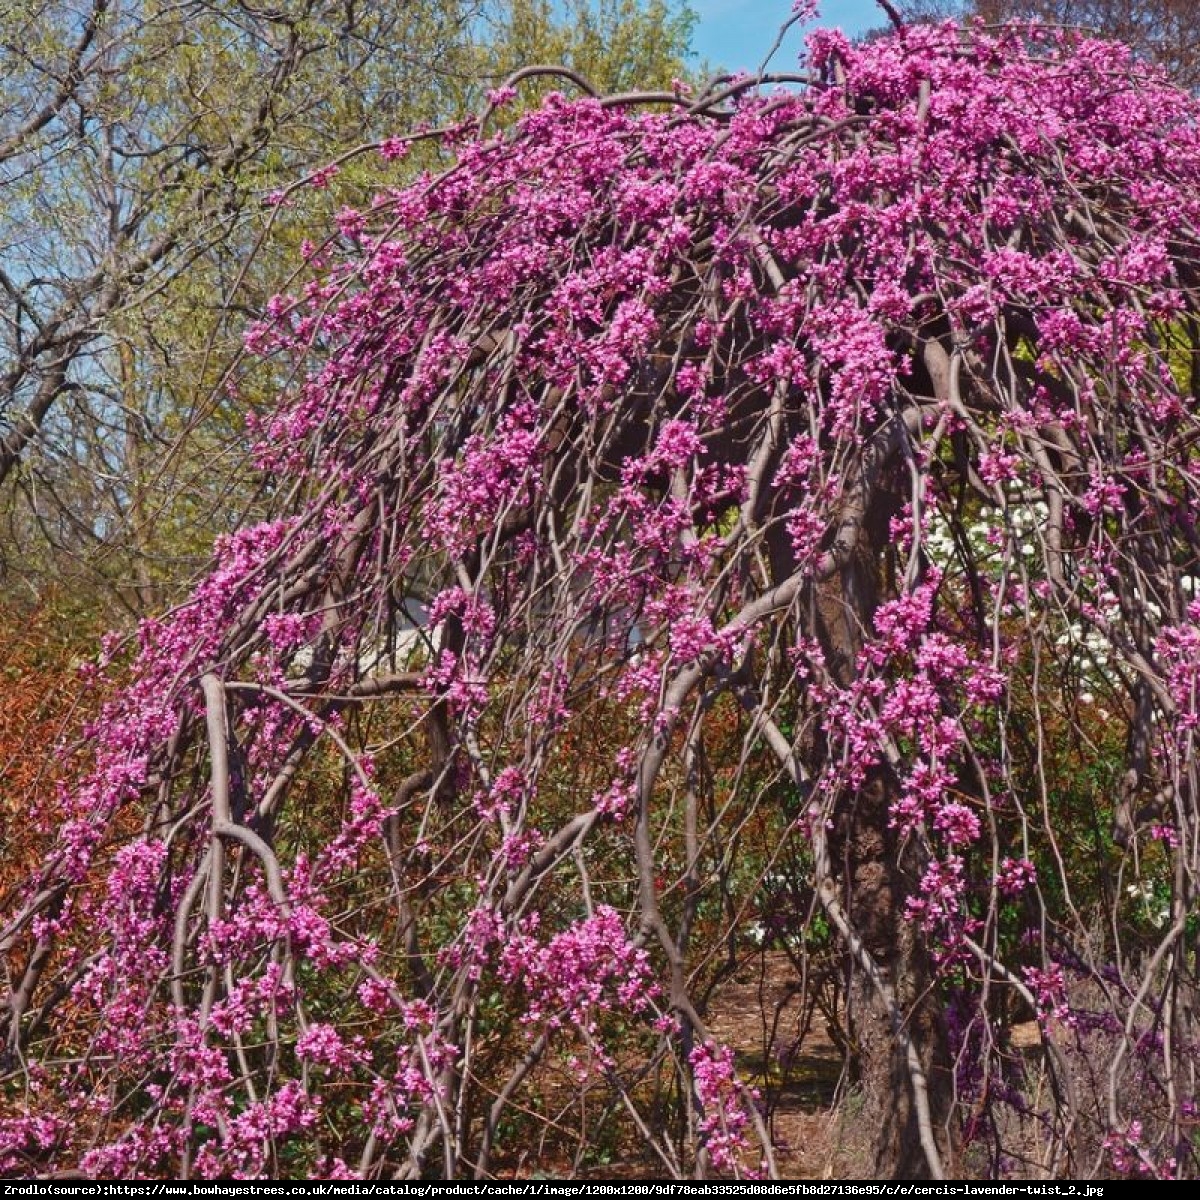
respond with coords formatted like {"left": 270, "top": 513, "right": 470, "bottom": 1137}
{"left": 688, "top": 2, "right": 889, "bottom": 74}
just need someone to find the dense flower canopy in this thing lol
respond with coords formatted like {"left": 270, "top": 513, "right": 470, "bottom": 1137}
{"left": 3, "top": 11, "right": 1200, "bottom": 1180}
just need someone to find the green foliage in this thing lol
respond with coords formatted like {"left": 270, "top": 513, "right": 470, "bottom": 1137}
{"left": 479, "top": 0, "right": 697, "bottom": 93}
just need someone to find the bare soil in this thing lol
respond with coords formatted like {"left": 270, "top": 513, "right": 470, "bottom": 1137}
{"left": 702, "top": 949, "right": 856, "bottom": 1179}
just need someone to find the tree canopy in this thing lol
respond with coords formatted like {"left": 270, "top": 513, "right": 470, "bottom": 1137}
{"left": 3, "top": 7, "right": 1200, "bottom": 1181}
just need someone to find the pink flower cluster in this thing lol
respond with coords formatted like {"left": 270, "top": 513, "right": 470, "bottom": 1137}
{"left": 690, "top": 1041, "right": 761, "bottom": 1176}
{"left": 499, "top": 907, "right": 658, "bottom": 1042}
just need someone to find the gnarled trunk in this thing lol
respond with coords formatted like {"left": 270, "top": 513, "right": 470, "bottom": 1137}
{"left": 843, "top": 771, "right": 957, "bottom": 1177}
{"left": 806, "top": 475, "right": 958, "bottom": 1178}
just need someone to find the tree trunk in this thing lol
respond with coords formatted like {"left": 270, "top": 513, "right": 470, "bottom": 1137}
{"left": 806, "top": 485, "right": 958, "bottom": 1178}
{"left": 842, "top": 771, "right": 957, "bottom": 1177}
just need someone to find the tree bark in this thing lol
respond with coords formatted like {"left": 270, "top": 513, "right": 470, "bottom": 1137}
{"left": 808, "top": 474, "right": 958, "bottom": 1178}
{"left": 841, "top": 771, "right": 956, "bottom": 1177}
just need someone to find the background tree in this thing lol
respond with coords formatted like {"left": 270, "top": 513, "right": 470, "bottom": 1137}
{"left": 480, "top": 0, "right": 697, "bottom": 94}
{"left": 4, "top": 9, "right": 1200, "bottom": 1183}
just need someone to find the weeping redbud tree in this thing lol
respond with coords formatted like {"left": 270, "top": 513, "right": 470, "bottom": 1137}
{"left": 4, "top": 3, "right": 1200, "bottom": 1181}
